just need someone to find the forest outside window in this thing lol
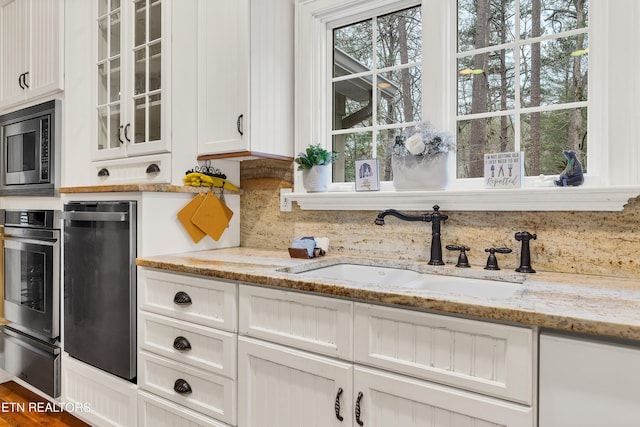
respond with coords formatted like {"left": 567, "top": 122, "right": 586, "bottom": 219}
{"left": 456, "top": 0, "right": 588, "bottom": 180}
{"left": 329, "top": 0, "right": 589, "bottom": 186}
{"left": 332, "top": 6, "right": 422, "bottom": 183}
{"left": 294, "top": 0, "right": 640, "bottom": 211}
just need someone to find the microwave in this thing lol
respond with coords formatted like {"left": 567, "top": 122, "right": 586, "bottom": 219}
{"left": 0, "top": 100, "right": 61, "bottom": 196}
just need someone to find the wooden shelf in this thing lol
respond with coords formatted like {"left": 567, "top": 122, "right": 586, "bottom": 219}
{"left": 198, "top": 151, "right": 293, "bottom": 161}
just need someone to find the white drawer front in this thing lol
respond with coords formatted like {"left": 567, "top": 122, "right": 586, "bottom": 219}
{"left": 139, "top": 269, "right": 237, "bottom": 332}
{"left": 138, "top": 391, "right": 232, "bottom": 427}
{"left": 354, "top": 303, "right": 534, "bottom": 405}
{"left": 139, "top": 311, "right": 237, "bottom": 378}
{"left": 239, "top": 285, "right": 353, "bottom": 359}
{"left": 139, "top": 351, "right": 236, "bottom": 425}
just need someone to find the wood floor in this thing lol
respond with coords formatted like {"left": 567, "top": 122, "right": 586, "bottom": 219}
{"left": 0, "top": 381, "right": 90, "bottom": 426}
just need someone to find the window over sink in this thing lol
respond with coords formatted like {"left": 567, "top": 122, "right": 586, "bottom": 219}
{"left": 291, "top": 0, "right": 640, "bottom": 211}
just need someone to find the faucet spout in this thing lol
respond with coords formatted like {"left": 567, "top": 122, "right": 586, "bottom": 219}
{"left": 374, "top": 205, "right": 448, "bottom": 265}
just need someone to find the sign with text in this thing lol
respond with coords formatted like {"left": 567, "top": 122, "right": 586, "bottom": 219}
{"left": 484, "top": 152, "right": 524, "bottom": 189}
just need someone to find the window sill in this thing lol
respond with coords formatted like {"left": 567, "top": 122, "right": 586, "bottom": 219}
{"left": 288, "top": 186, "right": 640, "bottom": 211}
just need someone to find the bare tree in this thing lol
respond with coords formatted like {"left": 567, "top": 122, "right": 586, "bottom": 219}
{"left": 468, "top": 0, "right": 491, "bottom": 177}
{"left": 530, "top": 0, "right": 541, "bottom": 174}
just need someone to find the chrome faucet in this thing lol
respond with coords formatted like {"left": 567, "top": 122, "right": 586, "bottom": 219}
{"left": 374, "top": 205, "right": 448, "bottom": 265}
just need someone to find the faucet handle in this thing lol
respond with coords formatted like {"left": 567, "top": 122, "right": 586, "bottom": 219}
{"left": 484, "top": 247, "right": 512, "bottom": 270}
{"left": 446, "top": 245, "right": 471, "bottom": 268}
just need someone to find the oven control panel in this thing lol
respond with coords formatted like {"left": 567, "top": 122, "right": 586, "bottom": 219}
{"left": 3, "top": 210, "right": 60, "bottom": 229}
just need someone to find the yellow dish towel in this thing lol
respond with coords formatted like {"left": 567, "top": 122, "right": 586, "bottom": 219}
{"left": 177, "top": 193, "right": 207, "bottom": 243}
{"left": 190, "top": 192, "right": 234, "bottom": 241}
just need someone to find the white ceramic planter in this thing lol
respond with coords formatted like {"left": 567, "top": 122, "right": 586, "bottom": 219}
{"left": 302, "top": 164, "right": 331, "bottom": 192}
{"left": 392, "top": 152, "right": 449, "bottom": 191}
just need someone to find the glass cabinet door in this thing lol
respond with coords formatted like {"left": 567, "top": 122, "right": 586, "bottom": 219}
{"left": 95, "top": 0, "right": 165, "bottom": 160}
{"left": 131, "top": 0, "right": 162, "bottom": 146}
{"left": 96, "top": 0, "right": 123, "bottom": 154}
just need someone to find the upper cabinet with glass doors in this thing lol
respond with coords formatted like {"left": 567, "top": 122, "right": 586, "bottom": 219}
{"left": 0, "top": 0, "right": 64, "bottom": 112}
{"left": 95, "top": 0, "right": 168, "bottom": 161}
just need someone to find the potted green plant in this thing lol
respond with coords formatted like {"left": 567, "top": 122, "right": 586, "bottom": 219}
{"left": 295, "top": 144, "right": 339, "bottom": 192}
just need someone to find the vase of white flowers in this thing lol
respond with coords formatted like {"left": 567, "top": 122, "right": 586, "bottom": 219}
{"left": 391, "top": 122, "right": 455, "bottom": 191}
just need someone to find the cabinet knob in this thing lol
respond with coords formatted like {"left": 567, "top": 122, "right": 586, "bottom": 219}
{"left": 173, "top": 379, "right": 192, "bottom": 395}
{"left": 97, "top": 168, "right": 110, "bottom": 177}
{"left": 173, "top": 336, "right": 192, "bottom": 351}
{"left": 173, "top": 291, "right": 192, "bottom": 305}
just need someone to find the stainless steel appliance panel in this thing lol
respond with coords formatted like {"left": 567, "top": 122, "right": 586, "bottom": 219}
{"left": 3, "top": 230, "right": 60, "bottom": 339}
{"left": 2, "top": 210, "right": 61, "bottom": 340}
{"left": 0, "top": 100, "right": 60, "bottom": 196}
{"left": 63, "top": 201, "right": 137, "bottom": 381}
{"left": 3, "top": 326, "right": 61, "bottom": 398}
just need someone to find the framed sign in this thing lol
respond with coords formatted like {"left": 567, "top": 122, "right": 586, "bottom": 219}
{"left": 355, "top": 159, "right": 380, "bottom": 191}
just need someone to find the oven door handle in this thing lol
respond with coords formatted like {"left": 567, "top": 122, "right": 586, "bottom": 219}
{"left": 62, "top": 211, "right": 129, "bottom": 222}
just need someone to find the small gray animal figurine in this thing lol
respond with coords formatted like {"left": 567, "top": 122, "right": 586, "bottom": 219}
{"left": 554, "top": 150, "right": 584, "bottom": 187}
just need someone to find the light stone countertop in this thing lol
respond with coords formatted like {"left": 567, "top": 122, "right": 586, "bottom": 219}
{"left": 136, "top": 247, "right": 640, "bottom": 341}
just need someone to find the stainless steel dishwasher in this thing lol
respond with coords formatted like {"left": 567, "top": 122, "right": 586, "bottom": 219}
{"left": 62, "top": 201, "right": 137, "bottom": 381}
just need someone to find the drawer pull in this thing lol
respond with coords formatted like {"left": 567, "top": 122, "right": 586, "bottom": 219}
{"left": 334, "top": 387, "right": 344, "bottom": 421}
{"left": 355, "top": 391, "right": 364, "bottom": 426}
{"left": 173, "top": 379, "right": 192, "bottom": 395}
{"left": 173, "top": 336, "right": 192, "bottom": 351}
{"left": 173, "top": 291, "right": 192, "bottom": 305}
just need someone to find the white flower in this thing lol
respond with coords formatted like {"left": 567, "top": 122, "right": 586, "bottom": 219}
{"left": 404, "top": 133, "right": 425, "bottom": 155}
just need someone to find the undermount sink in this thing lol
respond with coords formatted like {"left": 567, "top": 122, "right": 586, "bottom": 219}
{"left": 297, "top": 263, "right": 523, "bottom": 298}
{"left": 297, "top": 263, "right": 422, "bottom": 285}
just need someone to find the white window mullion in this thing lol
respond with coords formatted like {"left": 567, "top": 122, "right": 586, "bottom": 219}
{"left": 513, "top": 0, "right": 522, "bottom": 153}
{"left": 371, "top": 15, "right": 379, "bottom": 158}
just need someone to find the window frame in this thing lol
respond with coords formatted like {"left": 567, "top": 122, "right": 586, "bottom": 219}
{"left": 291, "top": 0, "right": 640, "bottom": 211}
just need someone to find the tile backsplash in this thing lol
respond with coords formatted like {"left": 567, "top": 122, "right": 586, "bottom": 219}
{"left": 240, "top": 160, "right": 640, "bottom": 279}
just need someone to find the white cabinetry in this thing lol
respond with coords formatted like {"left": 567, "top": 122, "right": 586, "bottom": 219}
{"left": 238, "top": 285, "right": 535, "bottom": 427}
{"left": 0, "top": 0, "right": 63, "bottom": 111}
{"left": 62, "top": 354, "right": 138, "bottom": 427}
{"left": 197, "top": 0, "right": 294, "bottom": 159}
{"left": 539, "top": 332, "right": 640, "bottom": 427}
{"left": 138, "top": 269, "right": 237, "bottom": 427}
{"left": 239, "top": 336, "right": 354, "bottom": 427}
{"left": 92, "top": 0, "right": 199, "bottom": 184}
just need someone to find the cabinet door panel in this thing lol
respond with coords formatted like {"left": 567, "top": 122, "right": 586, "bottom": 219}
{"left": 355, "top": 366, "right": 533, "bottom": 427}
{"left": 0, "top": 0, "right": 28, "bottom": 106}
{"left": 238, "top": 336, "right": 352, "bottom": 427}
{"left": 354, "top": 303, "right": 534, "bottom": 404}
{"left": 28, "top": 0, "right": 63, "bottom": 97}
{"left": 197, "top": 0, "right": 249, "bottom": 154}
{"left": 539, "top": 333, "right": 640, "bottom": 427}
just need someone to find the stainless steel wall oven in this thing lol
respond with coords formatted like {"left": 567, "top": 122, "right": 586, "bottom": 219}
{"left": 2, "top": 209, "right": 61, "bottom": 398}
